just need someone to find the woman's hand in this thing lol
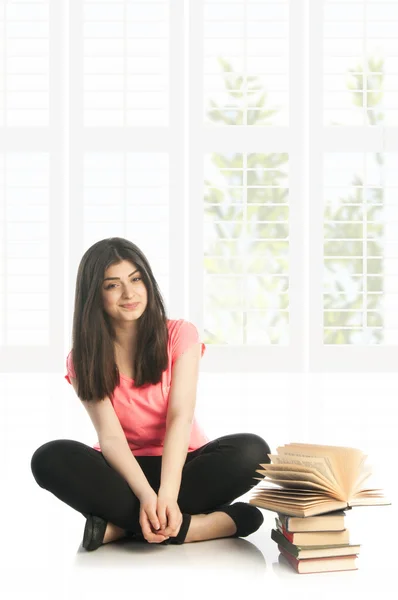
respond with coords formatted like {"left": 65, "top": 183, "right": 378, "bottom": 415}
{"left": 138, "top": 489, "right": 170, "bottom": 543}
{"left": 156, "top": 489, "right": 183, "bottom": 538}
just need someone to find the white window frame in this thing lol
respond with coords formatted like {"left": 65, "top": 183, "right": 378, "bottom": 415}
{"left": 2, "top": 1, "right": 395, "bottom": 374}
{"left": 68, "top": 0, "right": 187, "bottom": 341}
{"left": 0, "top": 0, "right": 65, "bottom": 373}
{"left": 189, "top": 0, "right": 307, "bottom": 373}
{"left": 309, "top": 0, "right": 398, "bottom": 371}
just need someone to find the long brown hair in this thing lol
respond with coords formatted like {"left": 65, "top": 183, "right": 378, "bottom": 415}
{"left": 70, "top": 237, "right": 169, "bottom": 402}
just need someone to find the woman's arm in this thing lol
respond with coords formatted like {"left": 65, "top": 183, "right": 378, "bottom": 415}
{"left": 159, "top": 343, "right": 202, "bottom": 498}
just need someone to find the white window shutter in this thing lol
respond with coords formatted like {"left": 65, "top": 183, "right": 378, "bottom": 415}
{"left": 69, "top": 0, "right": 186, "bottom": 344}
{"left": 190, "top": 0, "right": 306, "bottom": 372}
{"left": 2, "top": 0, "right": 397, "bottom": 374}
{"left": 309, "top": 0, "right": 398, "bottom": 371}
{"left": 0, "top": 0, "right": 65, "bottom": 372}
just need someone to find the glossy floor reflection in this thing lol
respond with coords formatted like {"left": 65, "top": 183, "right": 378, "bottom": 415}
{"left": 2, "top": 372, "right": 397, "bottom": 600}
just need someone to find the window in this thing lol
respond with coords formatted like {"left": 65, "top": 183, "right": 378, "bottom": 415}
{"left": 1, "top": 1, "right": 396, "bottom": 374}
{"left": 309, "top": 0, "right": 398, "bottom": 371}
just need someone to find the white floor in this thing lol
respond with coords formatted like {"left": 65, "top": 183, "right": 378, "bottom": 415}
{"left": 2, "top": 371, "right": 397, "bottom": 600}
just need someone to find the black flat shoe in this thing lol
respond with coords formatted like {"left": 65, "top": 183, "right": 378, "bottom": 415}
{"left": 159, "top": 513, "right": 192, "bottom": 545}
{"left": 216, "top": 502, "right": 264, "bottom": 538}
{"left": 82, "top": 515, "right": 108, "bottom": 551}
{"left": 162, "top": 502, "right": 263, "bottom": 543}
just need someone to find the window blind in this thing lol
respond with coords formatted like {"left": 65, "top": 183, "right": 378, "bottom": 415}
{"left": 69, "top": 0, "right": 185, "bottom": 351}
{"left": 0, "top": 0, "right": 64, "bottom": 372}
{"left": 4, "top": 1, "right": 395, "bottom": 374}
{"left": 309, "top": 0, "right": 398, "bottom": 371}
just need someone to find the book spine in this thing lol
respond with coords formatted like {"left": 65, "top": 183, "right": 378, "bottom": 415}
{"left": 278, "top": 545, "right": 299, "bottom": 573}
{"left": 281, "top": 524, "right": 294, "bottom": 543}
{"left": 271, "top": 528, "right": 298, "bottom": 557}
{"left": 279, "top": 513, "right": 347, "bottom": 533}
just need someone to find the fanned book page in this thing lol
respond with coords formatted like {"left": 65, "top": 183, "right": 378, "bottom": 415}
{"left": 249, "top": 443, "right": 391, "bottom": 517}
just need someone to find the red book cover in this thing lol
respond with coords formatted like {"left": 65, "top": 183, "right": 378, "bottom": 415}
{"left": 278, "top": 545, "right": 358, "bottom": 574}
{"left": 279, "top": 545, "right": 300, "bottom": 570}
{"left": 280, "top": 524, "right": 294, "bottom": 543}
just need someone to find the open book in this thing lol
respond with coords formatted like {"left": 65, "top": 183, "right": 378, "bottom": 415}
{"left": 248, "top": 443, "right": 391, "bottom": 517}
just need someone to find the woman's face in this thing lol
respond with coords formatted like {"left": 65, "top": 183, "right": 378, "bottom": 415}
{"left": 101, "top": 260, "right": 148, "bottom": 322}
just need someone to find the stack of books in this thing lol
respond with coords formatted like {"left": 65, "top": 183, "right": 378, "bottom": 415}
{"left": 248, "top": 443, "right": 391, "bottom": 574}
{"left": 272, "top": 509, "right": 360, "bottom": 574}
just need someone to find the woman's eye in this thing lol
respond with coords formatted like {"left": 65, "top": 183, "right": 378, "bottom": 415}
{"left": 106, "top": 277, "right": 141, "bottom": 290}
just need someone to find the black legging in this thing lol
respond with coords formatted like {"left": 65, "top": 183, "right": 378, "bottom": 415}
{"left": 30, "top": 432, "right": 271, "bottom": 536}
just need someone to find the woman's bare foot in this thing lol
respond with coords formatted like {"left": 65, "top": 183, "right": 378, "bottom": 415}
{"left": 102, "top": 522, "right": 127, "bottom": 544}
{"left": 184, "top": 512, "right": 237, "bottom": 543}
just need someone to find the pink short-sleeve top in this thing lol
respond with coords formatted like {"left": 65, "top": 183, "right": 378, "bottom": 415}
{"left": 65, "top": 318, "right": 210, "bottom": 456}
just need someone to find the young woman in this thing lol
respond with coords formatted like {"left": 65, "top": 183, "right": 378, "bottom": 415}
{"left": 30, "top": 237, "right": 271, "bottom": 550}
